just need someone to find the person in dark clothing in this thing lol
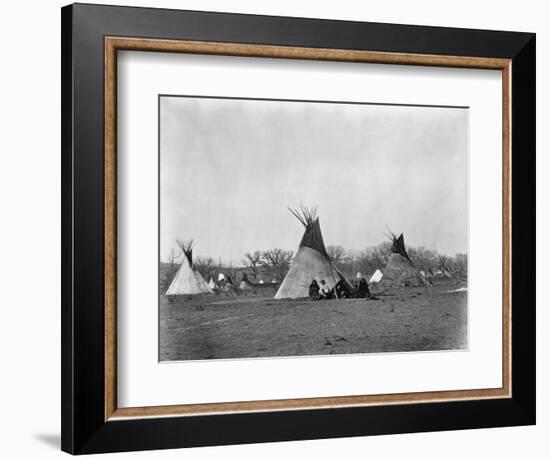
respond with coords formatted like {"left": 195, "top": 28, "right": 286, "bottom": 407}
{"left": 308, "top": 279, "right": 320, "bottom": 300}
{"left": 335, "top": 278, "right": 352, "bottom": 299}
{"left": 354, "top": 277, "right": 371, "bottom": 299}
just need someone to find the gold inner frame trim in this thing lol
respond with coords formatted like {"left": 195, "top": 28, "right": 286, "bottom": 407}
{"left": 104, "top": 36, "right": 512, "bottom": 421}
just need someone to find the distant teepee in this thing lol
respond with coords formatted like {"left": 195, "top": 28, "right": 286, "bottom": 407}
{"left": 165, "top": 240, "right": 213, "bottom": 295}
{"left": 275, "top": 205, "right": 348, "bottom": 299}
{"left": 381, "top": 231, "right": 423, "bottom": 287}
{"left": 369, "top": 269, "right": 383, "bottom": 283}
{"left": 238, "top": 272, "right": 253, "bottom": 291}
{"left": 208, "top": 277, "right": 218, "bottom": 290}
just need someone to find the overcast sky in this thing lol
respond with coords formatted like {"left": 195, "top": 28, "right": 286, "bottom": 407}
{"left": 160, "top": 96, "right": 468, "bottom": 264}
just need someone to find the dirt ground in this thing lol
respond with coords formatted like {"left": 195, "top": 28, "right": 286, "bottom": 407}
{"left": 159, "top": 284, "right": 467, "bottom": 361}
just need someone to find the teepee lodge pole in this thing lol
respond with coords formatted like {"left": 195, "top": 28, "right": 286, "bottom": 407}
{"left": 329, "top": 262, "right": 340, "bottom": 300}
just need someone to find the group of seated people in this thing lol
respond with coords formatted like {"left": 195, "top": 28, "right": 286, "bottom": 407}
{"left": 308, "top": 276, "right": 371, "bottom": 300}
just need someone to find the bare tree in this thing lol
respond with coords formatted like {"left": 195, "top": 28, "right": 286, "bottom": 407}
{"left": 160, "top": 247, "right": 181, "bottom": 293}
{"left": 167, "top": 247, "right": 180, "bottom": 265}
{"left": 226, "top": 264, "right": 240, "bottom": 286}
{"left": 326, "top": 245, "right": 346, "bottom": 266}
{"left": 242, "top": 251, "right": 263, "bottom": 278}
{"left": 348, "top": 242, "right": 392, "bottom": 277}
{"left": 193, "top": 256, "right": 216, "bottom": 280}
{"left": 449, "top": 253, "right": 468, "bottom": 278}
{"left": 260, "top": 248, "right": 293, "bottom": 282}
{"left": 408, "top": 246, "right": 438, "bottom": 271}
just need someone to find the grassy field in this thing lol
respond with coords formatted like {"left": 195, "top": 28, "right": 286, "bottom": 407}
{"left": 159, "top": 283, "right": 467, "bottom": 361}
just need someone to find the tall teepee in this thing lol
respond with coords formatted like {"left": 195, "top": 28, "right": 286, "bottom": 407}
{"left": 381, "top": 231, "right": 423, "bottom": 287}
{"left": 166, "top": 240, "right": 213, "bottom": 295}
{"left": 275, "top": 205, "right": 347, "bottom": 299}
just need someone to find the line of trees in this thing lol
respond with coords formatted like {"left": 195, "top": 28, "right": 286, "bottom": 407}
{"left": 163, "top": 242, "right": 467, "bottom": 288}
{"left": 162, "top": 247, "right": 294, "bottom": 285}
{"left": 190, "top": 249, "right": 295, "bottom": 283}
{"left": 242, "top": 249, "right": 294, "bottom": 282}
{"left": 327, "top": 243, "right": 468, "bottom": 279}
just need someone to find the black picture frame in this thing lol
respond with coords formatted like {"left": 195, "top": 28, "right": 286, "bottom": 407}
{"left": 61, "top": 3, "right": 535, "bottom": 454}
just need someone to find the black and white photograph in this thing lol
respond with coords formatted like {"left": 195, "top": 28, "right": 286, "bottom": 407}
{"left": 159, "top": 95, "right": 469, "bottom": 361}
{"left": 0, "top": 0, "right": 542, "bottom": 456}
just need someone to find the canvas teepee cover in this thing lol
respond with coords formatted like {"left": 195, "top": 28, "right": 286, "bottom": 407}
{"left": 166, "top": 240, "right": 213, "bottom": 295}
{"left": 275, "top": 206, "right": 347, "bottom": 299}
{"left": 381, "top": 233, "right": 423, "bottom": 287}
{"left": 369, "top": 269, "right": 383, "bottom": 283}
{"left": 194, "top": 271, "right": 214, "bottom": 293}
{"left": 208, "top": 277, "right": 218, "bottom": 289}
{"left": 239, "top": 273, "right": 253, "bottom": 291}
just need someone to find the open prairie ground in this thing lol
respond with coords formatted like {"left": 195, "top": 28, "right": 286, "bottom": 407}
{"left": 160, "top": 283, "right": 467, "bottom": 361}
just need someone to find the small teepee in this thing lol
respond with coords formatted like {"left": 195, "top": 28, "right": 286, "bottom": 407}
{"left": 275, "top": 205, "right": 348, "bottom": 299}
{"left": 208, "top": 277, "right": 218, "bottom": 290}
{"left": 165, "top": 240, "right": 213, "bottom": 295}
{"left": 381, "top": 231, "right": 423, "bottom": 287}
{"left": 238, "top": 273, "right": 253, "bottom": 291}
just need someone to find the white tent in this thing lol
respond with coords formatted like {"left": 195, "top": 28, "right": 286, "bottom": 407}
{"left": 259, "top": 279, "right": 264, "bottom": 284}
{"left": 166, "top": 254, "right": 209, "bottom": 295}
{"left": 208, "top": 277, "right": 218, "bottom": 289}
{"left": 217, "top": 272, "right": 225, "bottom": 281}
{"left": 165, "top": 240, "right": 213, "bottom": 295}
{"left": 369, "top": 269, "right": 383, "bottom": 283}
{"left": 356, "top": 272, "right": 363, "bottom": 279}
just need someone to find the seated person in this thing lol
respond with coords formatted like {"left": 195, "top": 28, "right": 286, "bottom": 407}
{"left": 319, "top": 279, "right": 334, "bottom": 299}
{"left": 335, "top": 278, "right": 352, "bottom": 298}
{"left": 353, "top": 277, "right": 371, "bottom": 298}
{"left": 308, "top": 279, "right": 320, "bottom": 300}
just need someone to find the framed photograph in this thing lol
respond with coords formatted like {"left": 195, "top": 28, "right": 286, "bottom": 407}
{"left": 61, "top": 3, "right": 536, "bottom": 454}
